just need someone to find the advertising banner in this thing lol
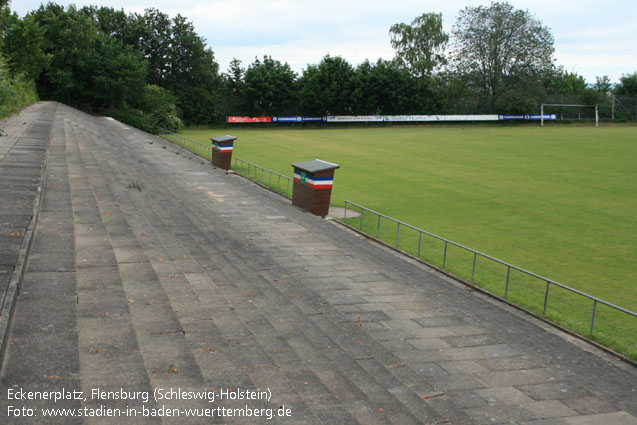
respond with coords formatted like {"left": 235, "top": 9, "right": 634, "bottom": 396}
{"left": 273, "top": 116, "right": 326, "bottom": 123}
{"left": 326, "top": 116, "right": 384, "bottom": 122}
{"left": 529, "top": 114, "right": 557, "bottom": 121}
{"left": 227, "top": 116, "right": 272, "bottom": 123}
{"left": 228, "top": 114, "right": 551, "bottom": 123}
{"left": 383, "top": 115, "right": 414, "bottom": 122}
{"left": 437, "top": 115, "right": 499, "bottom": 121}
{"left": 384, "top": 115, "right": 500, "bottom": 122}
{"left": 499, "top": 114, "right": 557, "bottom": 121}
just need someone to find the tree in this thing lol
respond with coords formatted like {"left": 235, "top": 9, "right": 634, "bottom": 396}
{"left": 81, "top": 6, "right": 150, "bottom": 57}
{"left": 451, "top": 1, "right": 555, "bottom": 111}
{"left": 389, "top": 13, "right": 448, "bottom": 78}
{"left": 615, "top": 72, "right": 637, "bottom": 96}
{"left": 0, "top": 2, "right": 46, "bottom": 114}
{"left": 109, "top": 84, "right": 182, "bottom": 132}
{"left": 88, "top": 38, "right": 147, "bottom": 110}
{"left": 242, "top": 56, "right": 296, "bottom": 116}
{"left": 352, "top": 59, "right": 421, "bottom": 114}
{"left": 0, "top": 0, "right": 10, "bottom": 40}
{"left": 547, "top": 68, "right": 588, "bottom": 95}
{"left": 31, "top": 4, "right": 147, "bottom": 111}
{"left": 3, "top": 13, "right": 48, "bottom": 80}
{"left": 298, "top": 55, "right": 355, "bottom": 116}
{"left": 225, "top": 58, "right": 245, "bottom": 95}
{"left": 166, "top": 14, "right": 220, "bottom": 124}
{"left": 218, "top": 58, "right": 245, "bottom": 117}
{"left": 80, "top": 6, "right": 220, "bottom": 124}
{"left": 593, "top": 75, "right": 612, "bottom": 94}
{"left": 434, "top": 70, "right": 486, "bottom": 114}
{"left": 138, "top": 8, "right": 173, "bottom": 87}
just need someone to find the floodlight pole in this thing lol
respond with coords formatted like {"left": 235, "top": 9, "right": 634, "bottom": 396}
{"left": 541, "top": 104, "right": 544, "bottom": 127}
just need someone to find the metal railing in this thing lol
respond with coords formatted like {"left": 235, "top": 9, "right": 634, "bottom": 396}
{"left": 233, "top": 157, "right": 293, "bottom": 198}
{"left": 343, "top": 200, "right": 637, "bottom": 337}
{"left": 158, "top": 129, "right": 293, "bottom": 198}
{"left": 158, "top": 128, "right": 212, "bottom": 161}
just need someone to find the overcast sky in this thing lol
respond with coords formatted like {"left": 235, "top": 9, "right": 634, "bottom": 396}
{"left": 11, "top": 0, "right": 637, "bottom": 84}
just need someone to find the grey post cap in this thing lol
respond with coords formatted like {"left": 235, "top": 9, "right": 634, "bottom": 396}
{"left": 291, "top": 159, "right": 340, "bottom": 173}
{"left": 211, "top": 135, "right": 237, "bottom": 143}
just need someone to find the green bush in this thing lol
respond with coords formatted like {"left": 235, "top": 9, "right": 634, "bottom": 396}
{"left": 108, "top": 85, "right": 182, "bottom": 133}
{"left": 0, "top": 54, "right": 39, "bottom": 118}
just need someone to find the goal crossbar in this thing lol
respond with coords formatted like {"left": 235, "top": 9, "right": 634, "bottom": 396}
{"left": 541, "top": 104, "right": 598, "bottom": 127}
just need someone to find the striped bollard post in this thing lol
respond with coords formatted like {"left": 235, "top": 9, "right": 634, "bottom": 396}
{"left": 210, "top": 135, "right": 237, "bottom": 170}
{"left": 291, "top": 159, "right": 340, "bottom": 217}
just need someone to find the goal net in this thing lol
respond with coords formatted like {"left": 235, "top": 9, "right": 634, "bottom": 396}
{"left": 540, "top": 104, "right": 599, "bottom": 126}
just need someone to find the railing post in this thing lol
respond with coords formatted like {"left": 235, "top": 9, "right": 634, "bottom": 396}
{"left": 505, "top": 266, "right": 511, "bottom": 298}
{"left": 332, "top": 200, "right": 637, "bottom": 340}
{"left": 590, "top": 300, "right": 598, "bottom": 335}
{"left": 343, "top": 201, "right": 348, "bottom": 220}
{"left": 443, "top": 241, "right": 448, "bottom": 269}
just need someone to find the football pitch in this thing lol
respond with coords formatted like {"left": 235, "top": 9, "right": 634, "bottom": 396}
{"left": 181, "top": 124, "right": 637, "bottom": 359}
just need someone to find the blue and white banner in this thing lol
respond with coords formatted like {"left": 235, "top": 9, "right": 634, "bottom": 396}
{"left": 384, "top": 115, "right": 499, "bottom": 122}
{"left": 273, "top": 116, "right": 326, "bottom": 122}
{"left": 499, "top": 114, "right": 557, "bottom": 121}
{"left": 327, "top": 116, "right": 384, "bottom": 122}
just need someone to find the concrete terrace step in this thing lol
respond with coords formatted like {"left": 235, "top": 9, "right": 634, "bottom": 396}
{"left": 0, "top": 102, "right": 57, "bottom": 367}
{"left": 0, "top": 102, "right": 636, "bottom": 424}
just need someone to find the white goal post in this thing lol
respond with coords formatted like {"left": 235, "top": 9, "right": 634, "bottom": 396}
{"left": 541, "top": 104, "right": 599, "bottom": 127}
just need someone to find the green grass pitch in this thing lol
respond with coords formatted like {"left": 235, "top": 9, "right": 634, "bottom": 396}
{"left": 180, "top": 124, "right": 637, "bottom": 359}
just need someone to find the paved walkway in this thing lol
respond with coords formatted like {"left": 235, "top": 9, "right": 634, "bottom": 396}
{"left": 0, "top": 103, "right": 635, "bottom": 424}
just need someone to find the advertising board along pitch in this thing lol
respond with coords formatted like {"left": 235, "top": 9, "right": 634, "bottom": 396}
{"left": 227, "top": 114, "right": 559, "bottom": 124}
{"left": 227, "top": 116, "right": 272, "bottom": 123}
{"left": 273, "top": 116, "right": 326, "bottom": 123}
{"left": 499, "top": 114, "right": 557, "bottom": 121}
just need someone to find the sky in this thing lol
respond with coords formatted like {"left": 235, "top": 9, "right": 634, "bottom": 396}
{"left": 11, "top": 0, "right": 637, "bottom": 84}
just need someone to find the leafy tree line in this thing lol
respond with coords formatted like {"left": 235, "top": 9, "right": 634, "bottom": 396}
{"left": 0, "top": 0, "right": 39, "bottom": 117}
{"left": 220, "top": 55, "right": 432, "bottom": 117}
{"left": 222, "top": 2, "right": 636, "bottom": 119}
{"left": 2, "top": 1, "right": 636, "bottom": 127}
{"left": 0, "top": 2, "right": 216, "bottom": 130}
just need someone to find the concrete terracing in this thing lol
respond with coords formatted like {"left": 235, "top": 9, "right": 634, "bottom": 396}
{"left": 0, "top": 102, "right": 635, "bottom": 424}
{"left": 0, "top": 102, "right": 55, "bottom": 360}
